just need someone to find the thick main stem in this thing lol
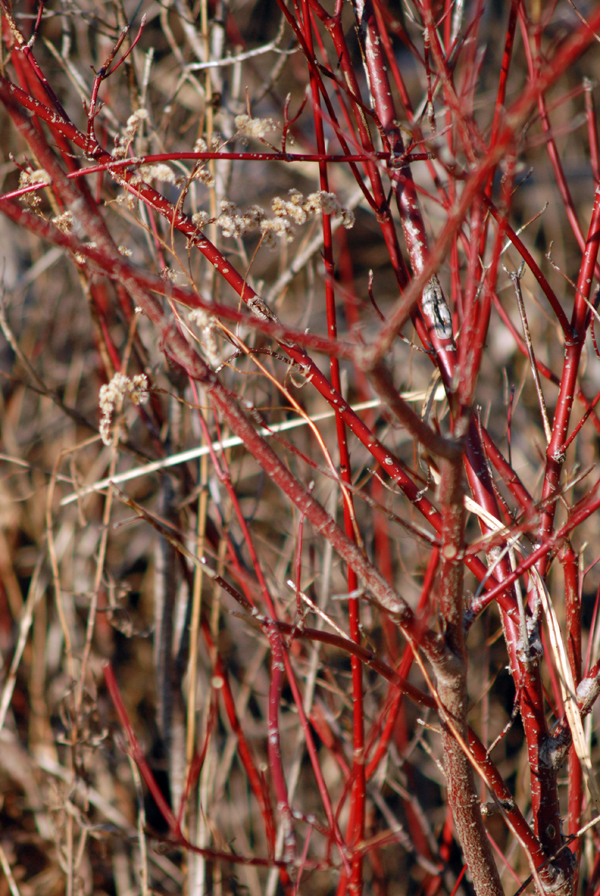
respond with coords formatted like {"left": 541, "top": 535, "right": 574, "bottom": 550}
{"left": 436, "top": 455, "right": 503, "bottom": 896}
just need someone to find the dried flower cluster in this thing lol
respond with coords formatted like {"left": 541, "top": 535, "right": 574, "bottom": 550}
{"left": 191, "top": 209, "right": 210, "bottom": 228}
{"left": 234, "top": 113, "right": 278, "bottom": 143}
{"left": 51, "top": 210, "right": 73, "bottom": 233}
{"left": 113, "top": 108, "right": 148, "bottom": 159}
{"left": 18, "top": 168, "right": 51, "bottom": 208}
{"left": 188, "top": 309, "right": 220, "bottom": 367}
{"left": 98, "top": 372, "right": 149, "bottom": 446}
{"left": 189, "top": 166, "right": 215, "bottom": 186}
{"left": 131, "top": 162, "right": 177, "bottom": 185}
{"left": 129, "top": 162, "right": 214, "bottom": 189}
{"left": 200, "top": 188, "right": 355, "bottom": 249}
{"left": 18, "top": 168, "right": 51, "bottom": 187}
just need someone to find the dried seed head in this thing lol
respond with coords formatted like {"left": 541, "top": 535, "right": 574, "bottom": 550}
{"left": 132, "top": 163, "right": 177, "bottom": 185}
{"left": 234, "top": 114, "right": 278, "bottom": 141}
{"left": 114, "top": 108, "right": 149, "bottom": 158}
{"left": 99, "top": 373, "right": 149, "bottom": 446}
{"left": 51, "top": 211, "right": 73, "bottom": 233}
{"left": 192, "top": 210, "right": 210, "bottom": 229}
{"left": 190, "top": 167, "right": 215, "bottom": 187}
{"left": 189, "top": 309, "right": 221, "bottom": 367}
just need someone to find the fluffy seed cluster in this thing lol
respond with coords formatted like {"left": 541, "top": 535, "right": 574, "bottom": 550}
{"left": 192, "top": 210, "right": 211, "bottom": 229}
{"left": 189, "top": 167, "right": 215, "bottom": 186}
{"left": 271, "top": 188, "right": 308, "bottom": 224}
{"left": 188, "top": 309, "right": 220, "bottom": 367}
{"left": 19, "top": 168, "right": 51, "bottom": 187}
{"left": 51, "top": 211, "right": 73, "bottom": 233}
{"left": 259, "top": 216, "right": 295, "bottom": 249}
{"left": 234, "top": 114, "right": 278, "bottom": 143}
{"left": 99, "top": 372, "right": 149, "bottom": 446}
{"left": 302, "top": 191, "right": 355, "bottom": 228}
{"left": 19, "top": 168, "right": 51, "bottom": 208}
{"left": 116, "top": 191, "right": 136, "bottom": 210}
{"left": 213, "top": 189, "right": 354, "bottom": 250}
{"left": 131, "top": 160, "right": 213, "bottom": 189}
{"left": 114, "top": 109, "right": 148, "bottom": 159}
{"left": 216, "top": 201, "right": 268, "bottom": 239}
{"left": 131, "top": 163, "right": 177, "bottom": 185}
